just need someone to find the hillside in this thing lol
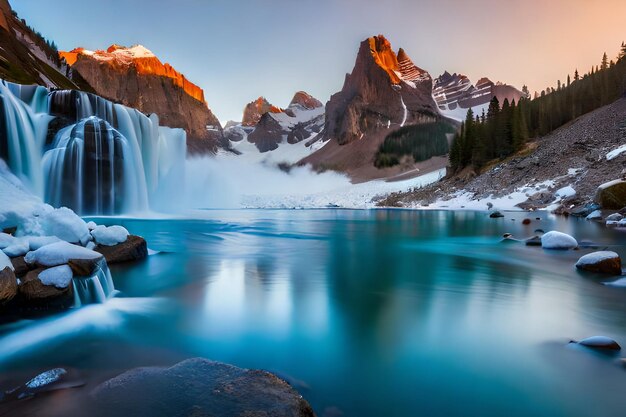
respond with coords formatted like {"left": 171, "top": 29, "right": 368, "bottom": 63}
{"left": 0, "top": 0, "right": 92, "bottom": 91}
{"left": 380, "top": 97, "right": 626, "bottom": 210}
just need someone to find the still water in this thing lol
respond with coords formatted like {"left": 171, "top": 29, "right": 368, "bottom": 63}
{"left": 2, "top": 209, "right": 626, "bottom": 417}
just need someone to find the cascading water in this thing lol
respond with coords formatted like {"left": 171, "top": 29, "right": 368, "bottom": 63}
{"left": 71, "top": 261, "right": 117, "bottom": 307}
{"left": 0, "top": 79, "right": 187, "bottom": 215}
{"left": 0, "top": 81, "right": 51, "bottom": 195}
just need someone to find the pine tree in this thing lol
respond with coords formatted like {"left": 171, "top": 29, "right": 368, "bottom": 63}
{"left": 601, "top": 52, "right": 609, "bottom": 70}
{"left": 620, "top": 42, "right": 626, "bottom": 61}
{"left": 574, "top": 69, "right": 580, "bottom": 81}
{"left": 567, "top": 74, "right": 571, "bottom": 86}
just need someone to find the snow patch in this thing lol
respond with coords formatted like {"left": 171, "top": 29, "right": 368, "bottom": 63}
{"left": 38, "top": 265, "right": 73, "bottom": 288}
{"left": 0, "top": 250, "right": 13, "bottom": 271}
{"left": 91, "top": 225, "right": 129, "bottom": 246}
{"left": 606, "top": 144, "right": 626, "bottom": 161}
{"left": 25, "top": 241, "right": 102, "bottom": 267}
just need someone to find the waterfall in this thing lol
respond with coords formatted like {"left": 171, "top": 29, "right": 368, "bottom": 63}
{"left": 0, "top": 79, "right": 187, "bottom": 215}
{"left": 0, "top": 81, "right": 51, "bottom": 195}
{"left": 71, "top": 261, "right": 117, "bottom": 307}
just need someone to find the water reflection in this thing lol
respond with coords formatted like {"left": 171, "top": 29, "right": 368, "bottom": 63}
{"left": 2, "top": 210, "right": 626, "bottom": 417}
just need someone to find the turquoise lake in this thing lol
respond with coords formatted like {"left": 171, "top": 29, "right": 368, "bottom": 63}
{"left": 1, "top": 209, "right": 626, "bottom": 416}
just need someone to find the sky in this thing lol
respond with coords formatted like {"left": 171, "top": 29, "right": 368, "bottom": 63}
{"left": 11, "top": 0, "right": 626, "bottom": 123}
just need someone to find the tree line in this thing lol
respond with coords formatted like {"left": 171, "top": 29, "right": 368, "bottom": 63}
{"left": 450, "top": 42, "right": 626, "bottom": 172}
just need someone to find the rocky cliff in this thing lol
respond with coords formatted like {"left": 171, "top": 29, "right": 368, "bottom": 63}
{"left": 0, "top": 0, "right": 92, "bottom": 91}
{"left": 300, "top": 35, "right": 445, "bottom": 181}
{"left": 59, "top": 45, "right": 222, "bottom": 153}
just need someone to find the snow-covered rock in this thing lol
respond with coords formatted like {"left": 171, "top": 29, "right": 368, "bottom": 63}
{"left": 617, "top": 218, "right": 626, "bottom": 228}
{"left": 0, "top": 250, "right": 14, "bottom": 271}
{"left": 555, "top": 185, "right": 576, "bottom": 199}
{"left": 28, "top": 236, "right": 62, "bottom": 251}
{"left": 575, "top": 251, "right": 621, "bottom": 275}
{"left": 86, "top": 221, "right": 97, "bottom": 231}
{"left": 585, "top": 210, "right": 602, "bottom": 220}
{"left": 3, "top": 238, "right": 30, "bottom": 257}
{"left": 41, "top": 208, "right": 91, "bottom": 245}
{"left": 38, "top": 265, "right": 73, "bottom": 289}
{"left": 91, "top": 225, "right": 129, "bottom": 246}
{"left": 541, "top": 231, "right": 578, "bottom": 250}
{"left": 25, "top": 241, "right": 102, "bottom": 267}
{"left": 606, "top": 213, "right": 623, "bottom": 222}
{"left": 0, "top": 233, "right": 15, "bottom": 249}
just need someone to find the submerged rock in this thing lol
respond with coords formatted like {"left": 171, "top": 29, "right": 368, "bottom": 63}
{"left": 95, "top": 235, "right": 147, "bottom": 264}
{"left": 573, "top": 336, "right": 621, "bottom": 351}
{"left": 525, "top": 235, "right": 543, "bottom": 246}
{"left": 575, "top": 251, "right": 622, "bottom": 275}
{"left": 489, "top": 211, "right": 504, "bottom": 218}
{"left": 90, "top": 358, "right": 316, "bottom": 417}
{"left": 541, "top": 231, "right": 578, "bottom": 250}
{"left": 1, "top": 368, "right": 85, "bottom": 402}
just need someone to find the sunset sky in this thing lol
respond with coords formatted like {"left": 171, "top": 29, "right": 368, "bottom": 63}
{"left": 12, "top": 0, "right": 626, "bottom": 122}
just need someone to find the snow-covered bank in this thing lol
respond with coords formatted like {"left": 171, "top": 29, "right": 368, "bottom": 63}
{"left": 184, "top": 154, "right": 446, "bottom": 209}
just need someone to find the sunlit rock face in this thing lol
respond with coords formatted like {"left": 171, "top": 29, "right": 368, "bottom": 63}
{"left": 59, "top": 45, "right": 222, "bottom": 151}
{"left": 323, "top": 34, "right": 438, "bottom": 146}
{"left": 289, "top": 91, "right": 323, "bottom": 110}
{"left": 242, "top": 97, "right": 284, "bottom": 127}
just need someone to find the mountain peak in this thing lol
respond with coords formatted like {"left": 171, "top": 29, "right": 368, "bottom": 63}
{"left": 289, "top": 91, "right": 323, "bottom": 110}
{"left": 242, "top": 97, "right": 283, "bottom": 127}
{"left": 367, "top": 35, "right": 401, "bottom": 84}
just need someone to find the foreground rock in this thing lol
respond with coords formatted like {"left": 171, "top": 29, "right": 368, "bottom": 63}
{"left": 541, "top": 231, "right": 578, "bottom": 250}
{"left": 90, "top": 358, "right": 316, "bottom": 417}
{"left": 18, "top": 268, "right": 73, "bottom": 308}
{"left": 575, "top": 251, "right": 622, "bottom": 275}
{"left": 0, "top": 368, "right": 85, "bottom": 402}
{"left": 573, "top": 336, "right": 622, "bottom": 351}
{"left": 94, "top": 235, "right": 147, "bottom": 264}
{"left": 595, "top": 180, "right": 626, "bottom": 210}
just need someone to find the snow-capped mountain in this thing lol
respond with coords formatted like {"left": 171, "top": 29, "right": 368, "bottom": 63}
{"left": 433, "top": 71, "right": 524, "bottom": 121}
{"left": 59, "top": 44, "right": 222, "bottom": 153}
{"left": 222, "top": 91, "right": 325, "bottom": 160}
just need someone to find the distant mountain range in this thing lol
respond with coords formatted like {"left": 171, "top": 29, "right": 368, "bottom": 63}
{"left": 0, "top": 0, "right": 526, "bottom": 180}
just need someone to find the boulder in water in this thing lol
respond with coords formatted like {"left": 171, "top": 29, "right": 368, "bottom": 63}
{"left": 525, "top": 235, "right": 543, "bottom": 246}
{"left": 541, "top": 231, "right": 578, "bottom": 250}
{"left": 18, "top": 268, "right": 73, "bottom": 307}
{"left": 68, "top": 257, "right": 103, "bottom": 277}
{"left": 90, "top": 358, "right": 315, "bottom": 417}
{"left": 575, "top": 251, "right": 622, "bottom": 275}
{"left": 606, "top": 213, "right": 623, "bottom": 222}
{"left": 489, "top": 211, "right": 504, "bottom": 218}
{"left": 95, "top": 235, "right": 147, "bottom": 264}
{"left": 573, "top": 336, "right": 621, "bottom": 351}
